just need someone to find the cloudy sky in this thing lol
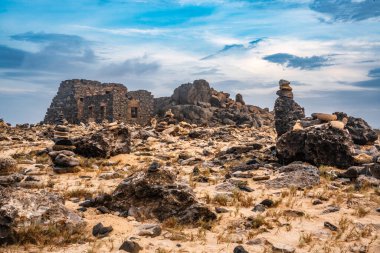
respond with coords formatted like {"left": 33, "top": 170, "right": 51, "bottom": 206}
{"left": 0, "top": 0, "right": 380, "bottom": 127}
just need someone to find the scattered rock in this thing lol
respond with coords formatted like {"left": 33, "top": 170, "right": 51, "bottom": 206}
{"left": 119, "top": 240, "right": 142, "bottom": 253}
{"left": 97, "top": 206, "right": 110, "bottom": 214}
{"left": 252, "top": 204, "right": 266, "bottom": 213}
{"left": 233, "top": 245, "right": 249, "bottom": 253}
{"left": 252, "top": 175, "right": 270, "bottom": 181}
{"left": 54, "top": 153, "right": 79, "bottom": 167}
{"left": 215, "top": 207, "right": 229, "bottom": 213}
{"left": 283, "top": 209, "right": 305, "bottom": 217}
{"left": 137, "top": 224, "right": 161, "bottom": 237}
{"left": 322, "top": 205, "right": 340, "bottom": 214}
{"left": 260, "top": 199, "right": 274, "bottom": 208}
{"left": 312, "top": 199, "right": 323, "bottom": 205}
{"left": 271, "top": 242, "right": 295, "bottom": 253}
{"left": 312, "top": 113, "right": 337, "bottom": 122}
{"left": 92, "top": 223, "right": 113, "bottom": 238}
{"left": 148, "top": 161, "right": 160, "bottom": 172}
{"left": 324, "top": 221, "right": 338, "bottom": 231}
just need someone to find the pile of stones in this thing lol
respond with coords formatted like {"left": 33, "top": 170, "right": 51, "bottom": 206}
{"left": 49, "top": 113, "right": 80, "bottom": 173}
{"left": 274, "top": 80, "right": 305, "bottom": 137}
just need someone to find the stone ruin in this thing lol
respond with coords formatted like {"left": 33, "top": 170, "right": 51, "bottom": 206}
{"left": 44, "top": 79, "right": 274, "bottom": 127}
{"left": 44, "top": 79, "right": 154, "bottom": 125}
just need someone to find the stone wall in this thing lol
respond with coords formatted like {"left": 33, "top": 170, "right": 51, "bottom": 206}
{"left": 44, "top": 79, "right": 129, "bottom": 124}
{"left": 82, "top": 94, "right": 114, "bottom": 123}
{"left": 126, "top": 90, "right": 154, "bottom": 125}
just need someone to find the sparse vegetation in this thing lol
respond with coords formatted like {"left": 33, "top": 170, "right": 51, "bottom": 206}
{"left": 15, "top": 223, "right": 88, "bottom": 246}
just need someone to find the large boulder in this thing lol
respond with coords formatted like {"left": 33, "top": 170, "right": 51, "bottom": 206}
{"left": 169, "top": 105, "right": 213, "bottom": 125}
{"left": 0, "top": 187, "right": 85, "bottom": 245}
{"left": 73, "top": 125, "right": 130, "bottom": 158}
{"left": 171, "top": 80, "right": 212, "bottom": 105}
{"left": 345, "top": 116, "right": 378, "bottom": 145}
{"left": 85, "top": 168, "right": 216, "bottom": 225}
{"left": 265, "top": 163, "right": 320, "bottom": 189}
{"left": 277, "top": 124, "right": 354, "bottom": 168}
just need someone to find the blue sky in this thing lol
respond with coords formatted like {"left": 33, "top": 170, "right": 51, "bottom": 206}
{"left": 0, "top": 0, "right": 380, "bottom": 127}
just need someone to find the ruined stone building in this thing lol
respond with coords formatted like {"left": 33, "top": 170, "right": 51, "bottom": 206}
{"left": 44, "top": 79, "right": 154, "bottom": 125}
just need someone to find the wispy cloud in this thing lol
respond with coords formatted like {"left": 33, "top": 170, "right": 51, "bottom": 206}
{"left": 310, "top": 0, "right": 380, "bottom": 22}
{"left": 75, "top": 25, "right": 168, "bottom": 36}
{"left": 201, "top": 38, "right": 265, "bottom": 60}
{"left": 102, "top": 56, "right": 161, "bottom": 76}
{"left": 263, "top": 53, "right": 333, "bottom": 70}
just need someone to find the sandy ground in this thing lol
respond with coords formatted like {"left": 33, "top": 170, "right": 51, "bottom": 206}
{"left": 1, "top": 125, "right": 380, "bottom": 253}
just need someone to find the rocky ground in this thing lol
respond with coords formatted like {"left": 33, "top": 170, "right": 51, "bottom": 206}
{"left": 1, "top": 117, "right": 380, "bottom": 253}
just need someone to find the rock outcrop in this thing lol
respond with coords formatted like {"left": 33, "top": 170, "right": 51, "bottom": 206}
{"left": 171, "top": 80, "right": 212, "bottom": 105}
{"left": 277, "top": 124, "right": 354, "bottom": 168}
{"left": 156, "top": 80, "right": 273, "bottom": 127}
{"left": 84, "top": 165, "right": 216, "bottom": 224}
{"left": 345, "top": 116, "right": 378, "bottom": 145}
{"left": 73, "top": 123, "right": 131, "bottom": 158}
{"left": 274, "top": 80, "right": 305, "bottom": 137}
{"left": 0, "top": 187, "right": 85, "bottom": 245}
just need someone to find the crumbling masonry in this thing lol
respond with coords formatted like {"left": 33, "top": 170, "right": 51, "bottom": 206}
{"left": 44, "top": 79, "right": 154, "bottom": 125}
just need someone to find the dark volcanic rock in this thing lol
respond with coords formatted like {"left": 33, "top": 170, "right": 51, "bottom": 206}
{"left": 74, "top": 125, "right": 130, "bottom": 158}
{"left": 277, "top": 124, "right": 354, "bottom": 168}
{"left": 265, "top": 163, "right": 320, "bottom": 189}
{"left": 88, "top": 169, "right": 216, "bottom": 225}
{"left": 92, "top": 222, "right": 113, "bottom": 238}
{"left": 234, "top": 245, "right": 249, "bottom": 253}
{"left": 119, "top": 240, "right": 142, "bottom": 252}
{"left": 345, "top": 116, "right": 378, "bottom": 145}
